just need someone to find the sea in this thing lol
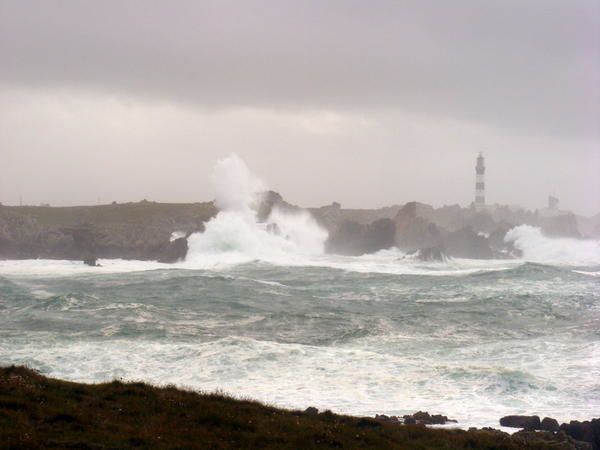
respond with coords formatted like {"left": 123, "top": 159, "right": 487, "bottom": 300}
{"left": 1, "top": 156, "right": 599, "bottom": 429}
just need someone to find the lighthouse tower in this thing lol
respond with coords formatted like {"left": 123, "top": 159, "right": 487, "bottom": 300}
{"left": 475, "top": 153, "right": 485, "bottom": 208}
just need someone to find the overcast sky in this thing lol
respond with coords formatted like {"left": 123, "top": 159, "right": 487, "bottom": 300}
{"left": 0, "top": 0, "right": 598, "bottom": 215}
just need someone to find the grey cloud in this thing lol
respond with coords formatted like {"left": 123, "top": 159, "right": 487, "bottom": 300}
{"left": 0, "top": 1, "right": 598, "bottom": 215}
{"left": 1, "top": 0, "right": 598, "bottom": 139}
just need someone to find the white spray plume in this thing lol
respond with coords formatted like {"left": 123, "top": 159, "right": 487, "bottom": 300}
{"left": 505, "top": 225, "right": 600, "bottom": 266}
{"left": 186, "top": 154, "right": 327, "bottom": 267}
{"left": 212, "top": 153, "right": 265, "bottom": 212}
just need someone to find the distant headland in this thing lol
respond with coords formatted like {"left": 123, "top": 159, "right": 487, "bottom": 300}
{"left": 1, "top": 192, "right": 598, "bottom": 265}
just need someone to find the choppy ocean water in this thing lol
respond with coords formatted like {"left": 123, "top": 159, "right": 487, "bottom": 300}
{"left": 1, "top": 244, "right": 599, "bottom": 428}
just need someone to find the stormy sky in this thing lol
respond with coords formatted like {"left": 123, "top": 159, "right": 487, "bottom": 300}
{"left": 0, "top": 1, "right": 598, "bottom": 215}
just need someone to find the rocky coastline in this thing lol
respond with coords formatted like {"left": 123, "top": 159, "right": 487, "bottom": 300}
{"left": 0, "top": 201, "right": 216, "bottom": 263}
{"left": 0, "top": 193, "right": 596, "bottom": 264}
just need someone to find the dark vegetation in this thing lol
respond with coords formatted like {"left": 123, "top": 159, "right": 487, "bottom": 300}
{"left": 0, "top": 366, "right": 579, "bottom": 449}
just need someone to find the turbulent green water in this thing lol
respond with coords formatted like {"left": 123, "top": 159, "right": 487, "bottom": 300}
{"left": 1, "top": 252, "right": 598, "bottom": 428}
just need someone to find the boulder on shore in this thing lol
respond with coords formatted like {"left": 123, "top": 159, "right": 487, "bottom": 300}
{"left": 409, "top": 245, "right": 448, "bottom": 262}
{"left": 513, "top": 429, "right": 592, "bottom": 449}
{"left": 157, "top": 237, "right": 188, "bottom": 263}
{"left": 540, "top": 417, "right": 560, "bottom": 432}
{"left": 403, "top": 411, "right": 457, "bottom": 425}
{"left": 375, "top": 414, "right": 399, "bottom": 423}
{"left": 560, "top": 419, "right": 600, "bottom": 450}
{"left": 500, "top": 415, "right": 541, "bottom": 429}
{"left": 304, "top": 406, "right": 319, "bottom": 416}
{"left": 83, "top": 256, "right": 99, "bottom": 267}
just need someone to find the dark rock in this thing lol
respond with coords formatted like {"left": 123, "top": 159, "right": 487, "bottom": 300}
{"left": 83, "top": 256, "right": 99, "bottom": 267}
{"left": 319, "top": 409, "right": 334, "bottom": 419}
{"left": 500, "top": 415, "right": 541, "bottom": 429}
{"left": 431, "top": 414, "right": 456, "bottom": 424}
{"left": 560, "top": 419, "right": 600, "bottom": 450}
{"left": 255, "top": 190, "right": 300, "bottom": 222}
{"left": 540, "top": 417, "right": 560, "bottom": 432}
{"left": 326, "top": 218, "right": 395, "bottom": 256}
{"left": 157, "top": 237, "right": 188, "bottom": 263}
{"left": 304, "top": 406, "right": 318, "bottom": 415}
{"left": 409, "top": 245, "right": 447, "bottom": 262}
{"left": 403, "top": 416, "right": 416, "bottom": 425}
{"left": 325, "top": 221, "right": 363, "bottom": 255}
{"left": 375, "top": 414, "right": 399, "bottom": 423}
{"left": 488, "top": 223, "right": 522, "bottom": 257}
{"left": 513, "top": 430, "right": 592, "bottom": 450}
{"left": 394, "top": 203, "right": 442, "bottom": 252}
{"left": 403, "top": 411, "right": 457, "bottom": 425}
{"left": 412, "top": 412, "right": 432, "bottom": 422}
{"left": 443, "top": 226, "right": 495, "bottom": 259}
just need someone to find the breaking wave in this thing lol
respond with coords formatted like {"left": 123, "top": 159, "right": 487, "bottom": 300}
{"left": 186, "top": 154, "right": 328, "bottom": 267}
{"left": 505, "top": 225, "right": 600, "bottom": 266}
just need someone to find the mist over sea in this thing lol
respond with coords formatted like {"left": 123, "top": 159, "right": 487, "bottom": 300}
{"left": 1, "top": 156, "right": 599, "bottom": 429}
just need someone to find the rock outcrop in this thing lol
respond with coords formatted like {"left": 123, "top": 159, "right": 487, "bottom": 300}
{"left": 408, "top": 245, "right": 448, "bottom": 262}
{"left": 1, "top": 196, "right": 592, "bottom": 261}
{"left": 512, "top": 430, "right": 592, "bottom": 450}
{"left": 488, "top": 223, "right": 522, "bottom": 257}
{"left": 540, "top": 417, "right": 560, "bottom": 432}
{"left": 83, "top": 256, "right": 100, "bottom": 267}
{"left": 0, "top": 202, "right": 216, "bottom": 263}
{"left": 157, "top": 237, "right": 189, "bottom": 263}
{"left": 442, "top": 226, "right": 496, "bottom": 259}
{"left": 500, "top": 415, "right": 541, "bottom": 429}
{"left": 560, "top": 419, "right": 600, "bottom": 450}
{"left": 325, "top": 218, "right": 395, "bottom": 256}
{"left": 394, "top": 202, "right": 443, "bottom": 252}
{"left": 310, "top": 202, "right": 402, "bottom": 231}
{"left": 498, "top": 415, "right": 599, "bottom": 449}
{"left": 403, "top": 411, "right": 457, "bottom": 425}
{"left": 255, "top": 190, "right": 300, "bottom": 222}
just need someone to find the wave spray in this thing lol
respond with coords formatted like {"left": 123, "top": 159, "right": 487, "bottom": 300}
{"left": 505, "top": 225, "right": 600, "bottom": 266}
{"left": 185, "top": 154, "right": 328, "bottom": 267}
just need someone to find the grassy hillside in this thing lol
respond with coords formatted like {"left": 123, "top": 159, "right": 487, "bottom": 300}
{"left": 0, "top": 366, "right": 571, "bottom": 449}
{"left": 0, "top": 202, "right": 216, "bottom": 227}
{"left": 0, "top": 202, "right": 218, "bottom": 260}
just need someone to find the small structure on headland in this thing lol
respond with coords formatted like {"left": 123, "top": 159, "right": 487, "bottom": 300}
{"left": 540, "top": 194, "right": 570, "bottom": 219}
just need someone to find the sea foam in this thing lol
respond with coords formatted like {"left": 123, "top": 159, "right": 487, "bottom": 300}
{"left": 505, "top": 225, "right": 600, "bottom": 266}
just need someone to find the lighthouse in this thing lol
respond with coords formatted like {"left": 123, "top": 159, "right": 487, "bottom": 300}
{"left": 475, "top": 153, "right": 485, "bottom": 208}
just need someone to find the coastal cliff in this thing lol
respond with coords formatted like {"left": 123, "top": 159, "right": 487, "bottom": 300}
{"left": 0, "top": 201, "right": 217, "bottom": 262}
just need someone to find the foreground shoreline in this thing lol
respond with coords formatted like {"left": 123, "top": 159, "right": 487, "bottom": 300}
{"left": 1, "top": 366, "right": 596, "bottom": 449}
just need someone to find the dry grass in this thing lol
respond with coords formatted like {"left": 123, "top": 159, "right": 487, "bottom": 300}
{"left": 0, "top": 366, "right": 566, "bottom": 449}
